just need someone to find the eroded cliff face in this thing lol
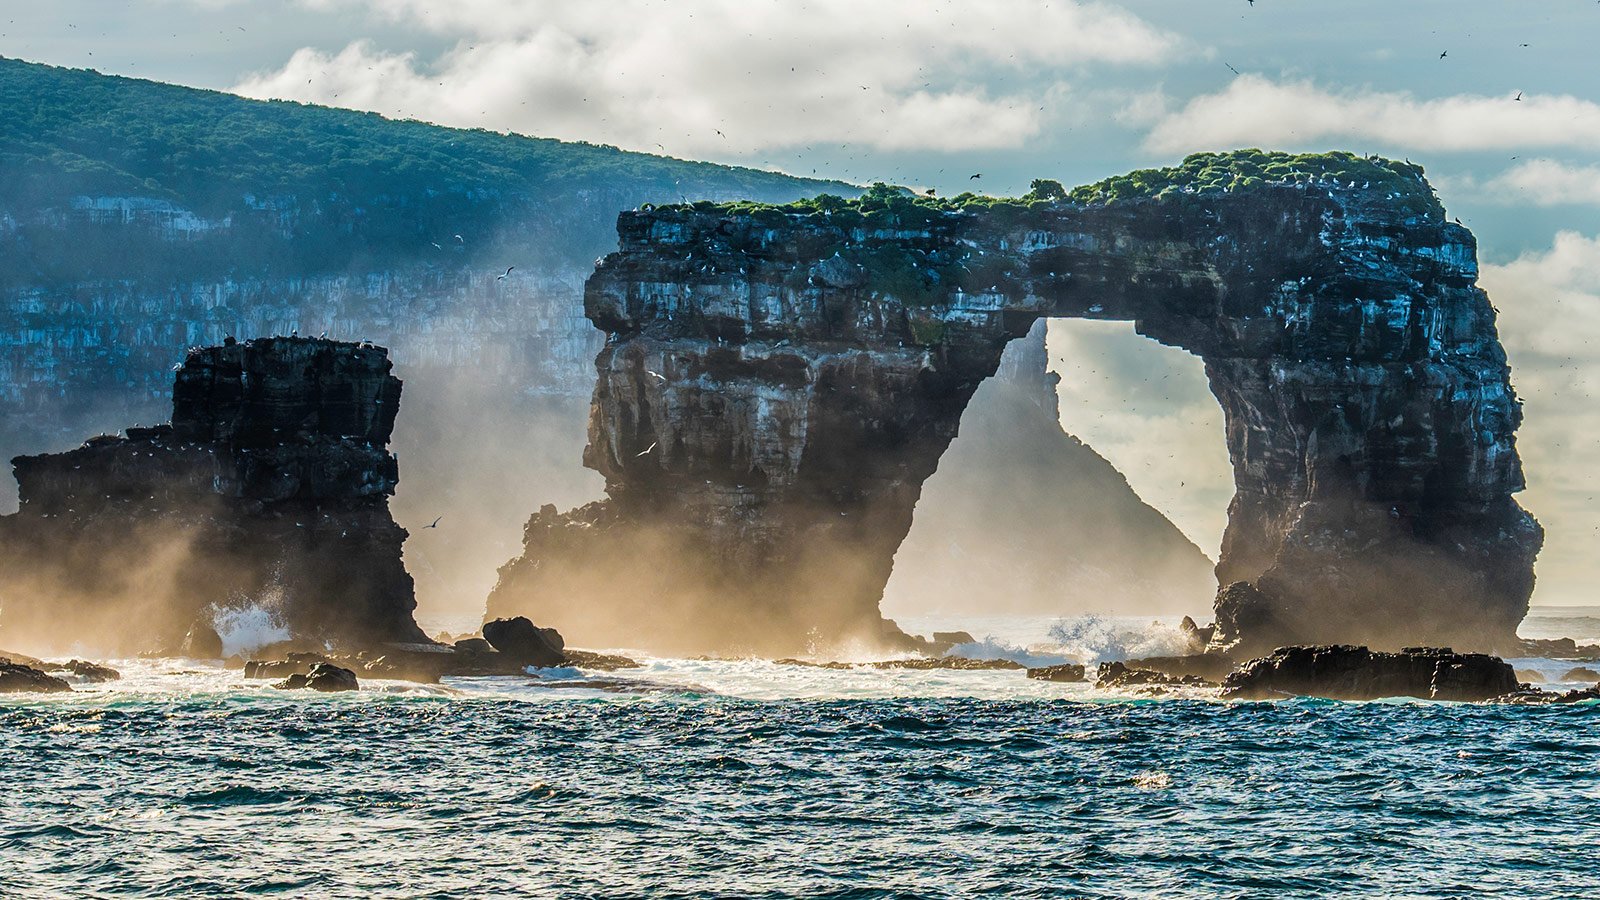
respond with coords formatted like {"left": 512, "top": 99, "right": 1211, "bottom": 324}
{"left": 0, "top": 337, "right": 427, "bottom": 655}
{"left": 488, "top": 173, "right": 1540, "bottom": 656}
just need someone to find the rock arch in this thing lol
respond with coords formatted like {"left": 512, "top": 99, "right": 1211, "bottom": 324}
{"left": 487, "top": 170, "right": 1541, "bottom": 656}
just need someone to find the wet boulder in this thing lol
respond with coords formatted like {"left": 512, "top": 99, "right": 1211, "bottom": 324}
{"left": 0, "top": 662, "right": 73, "bottom": 693}
{"left": 276, "top": 662, "right": 359, "bottom": 692}
{"left": 1096, "top": 661, "right": 1215, "bottom": 690}
{"left": 182, "top": 622, "right": 225, "bottom": 659}
{"left": 1026, "top": 663, "right": 1087, "bottom": 683}
{"left": 1222, "top": 645, "right": 1519, "bottom": 702}
{"left": 482, "top": 617, "right": 566, "bottom": 668}
{"left": 47, "top": 660, "right": 121, "bottom": 683}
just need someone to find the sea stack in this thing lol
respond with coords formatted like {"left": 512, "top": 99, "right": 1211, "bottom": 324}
{"left": 0, "top": 336, "right": 427, "bottom": 654}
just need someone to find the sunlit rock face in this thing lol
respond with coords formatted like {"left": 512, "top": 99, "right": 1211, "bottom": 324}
{"left": 0, "top": 337, "right": 427, "bottom": 654}
{"left": 489, "top": 179, "right": 1540, "bottom": 656}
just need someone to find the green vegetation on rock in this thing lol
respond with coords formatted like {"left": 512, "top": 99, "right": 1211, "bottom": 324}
{"left": 667, "top": 149, "right": 1445, "bottom": 225}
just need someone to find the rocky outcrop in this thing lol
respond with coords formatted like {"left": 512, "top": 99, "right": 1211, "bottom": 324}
{"left": 0, "top": 337, "right": 427, "bottom": 654}
{"left": 0, "top": 662, "right": 72, "bottom": 693}
{"left": 1026, "top": 663, "right": 1088, "bottom": 682}
{"left": 490, "top": 158, "right": 1539, "bottom": 656}
{"left": 1221, "top": 645, "right": 1519, "bottom": 701}
{"left": 276, "top": 663, "right": 359, "bottom": 693}
{"left": 482, "top": 617, "right": 567, "bottom": 668}
{"left": 1096, "top": 661, "right": 1216, "bottom": 690}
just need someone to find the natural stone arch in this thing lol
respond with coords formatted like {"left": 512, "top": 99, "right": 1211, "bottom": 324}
{"left": 488, "top": 163, "right": 1540, "bottom": 656}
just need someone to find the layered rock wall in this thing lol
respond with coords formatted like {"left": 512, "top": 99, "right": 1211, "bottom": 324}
{"left": 0, "top": 337, "right": 426, "bottom": 654}
{"left": 489, "top": 170, "right": 1540, "bottom": 656}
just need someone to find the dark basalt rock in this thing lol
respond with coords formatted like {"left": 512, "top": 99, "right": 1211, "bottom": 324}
{"left": 46, "top": 660, "right": 121, "bottom": 683}
{"left": 1120, "top": 653, "right": 1236, "bottom": 683}
{"left": 1026, "top": 663, "right": 1088, "bottom": 682}
{"left": 0, "top": 337, "right": 427, "bottom": 655}
{"left": 489, "top": 167, "right": 1538, "bottom": 656}
{"left": 276, "top": 662, "right": 359, "bottom": 692}
{"left": 1519, "top": 638, "right": 1600, "bottom": 660}
{"left": 1222, "top": 645, "right": 1519, "bottom": 702}
{"left": 482, "top": 617, "right": 567, "bottom": 668}
{"left": 1096, "top": 660, "right": 1216, "bottom": 690}
{"left": 0, "top": 662, "right": 73, "bottom": 693}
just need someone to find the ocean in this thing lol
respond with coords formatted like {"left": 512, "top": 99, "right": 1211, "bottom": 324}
{"left": 3, "top": 610, "right": 1598, "bottom": 898}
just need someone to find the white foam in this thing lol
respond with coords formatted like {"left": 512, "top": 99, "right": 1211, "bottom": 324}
{"left": 1044, "top": 614, "right": 1193, "bottom": 664}
{"left": 211, "top": 602, "right": 291, "bottom": 658}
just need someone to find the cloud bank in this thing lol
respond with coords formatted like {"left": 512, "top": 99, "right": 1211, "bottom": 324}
{"left": 234, "top": 0, "right": 1179, "bottom": 157}
{"left": 1145, "top": 76, "right": 1600, "bottom": 155}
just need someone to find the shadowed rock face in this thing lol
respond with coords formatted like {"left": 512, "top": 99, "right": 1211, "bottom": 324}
{"left": 488, "top": 178, "right": 1540, "bottom": 656}
{"left": 0, "top": 337, "right": 427, "bottom": 654}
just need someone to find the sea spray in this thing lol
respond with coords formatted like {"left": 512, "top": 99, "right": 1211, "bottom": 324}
{"left": 210, "top": 592, "right": 291, "bottom": 658}
{"left": 1045, "top": 614, "right": 1193, "bottom": 663}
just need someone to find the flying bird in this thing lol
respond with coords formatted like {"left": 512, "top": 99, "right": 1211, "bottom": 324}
{"left": 636, "top": 441, "right": 658, "bottom": 457}
{"left": 1225, "top": 62, "right": 1241, "bottom": 75}
{"left": 424, "top": 516, "right": 442, "bottom": 529}
{"left": 454, "top": 234, "right": 465, "bottom": 243}
{"left": 1439, "top": 50, "right": 1448, "bottom": 59}
{"left": 969, "top": 173, "right": 982, "bottom": 180}
{"left": 430, "top": 242, "right": 442, "bottom": 250}
{"left": 1514, "top": 91, "right": 1523, "bottom": 101}
{"left": 497, "top": 266, "right": 515, "bottom": 280}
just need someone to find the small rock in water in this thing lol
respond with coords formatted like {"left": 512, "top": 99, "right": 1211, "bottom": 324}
{"left": 182, "top": 621, "right": 225, "bottom": 659}
{"left": 1096, "top": 661, "right": 1215, "bottom": 690}
{"left": 0, "top": 662, "right": 73, "bottom": 693}
{"left": 1515, "top": 669, "right": 1546, "bottom": 684}
{"left": 47, "top": 660, "right": 121, "bottom": 683}
{"left": 1560, "top": 666, "right": 1600, "bottom": 683}
{"left": 1026, "top": 663, "right": 1087, "bottom": 683}
{"left": 482, "top": 617, "right": 566, "bottom": 668}
{"left": 275, "top": 662, "right": 359, "bottom": 692}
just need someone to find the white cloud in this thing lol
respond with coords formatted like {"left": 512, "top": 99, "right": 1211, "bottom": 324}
{"left": 232, "top": 0, "right": 1180, "bottom": 157}
{"left": 1480, "top": 232, "right": 1600, "bottom": 605}
{"left": 1144, "top": 75, "right": 1600, "bottom": 155}
{"left": 1483, "top": 159, "right": 1600, "bottom": 206}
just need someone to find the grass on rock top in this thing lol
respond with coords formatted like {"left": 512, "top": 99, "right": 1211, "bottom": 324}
{"left": 656, "top": 149, "right": 1445, "bottom": 228}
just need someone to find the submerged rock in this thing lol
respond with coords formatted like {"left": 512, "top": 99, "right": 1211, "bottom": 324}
{"left": 1026, "top": 663, "right": 1088, "bottom": 683}
{"left": 491, "top": 159, "right": 1538, "bottom": 656}
{"left": 1222, "top": 645, "right": 1519, "bottom": 702}
{"left": 0, "top": 337, "right": 427, "bottom": 655}
{"left": 482, "top": 617, "right": 566, "bottom": 668}
{"left": 0, "top": 662, "right": 73, "bottom": 693}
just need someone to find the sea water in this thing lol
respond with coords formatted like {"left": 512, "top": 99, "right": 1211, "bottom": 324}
{"left": 3, "top": 612, "right": 1599, "bottom": 899}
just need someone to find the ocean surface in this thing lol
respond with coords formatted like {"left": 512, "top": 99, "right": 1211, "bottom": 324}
{"left": 4, "top": 610, "right": 1599, "bottom": 899}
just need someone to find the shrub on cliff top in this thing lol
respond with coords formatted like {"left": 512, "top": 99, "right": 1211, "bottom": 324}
{"left": 669, "top": 149, "right": 1444, "bottom": 222}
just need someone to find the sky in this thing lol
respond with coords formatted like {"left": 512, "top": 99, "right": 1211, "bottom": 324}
{"left": 3, "top": 1, "right": 1598, "bottom": 604}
